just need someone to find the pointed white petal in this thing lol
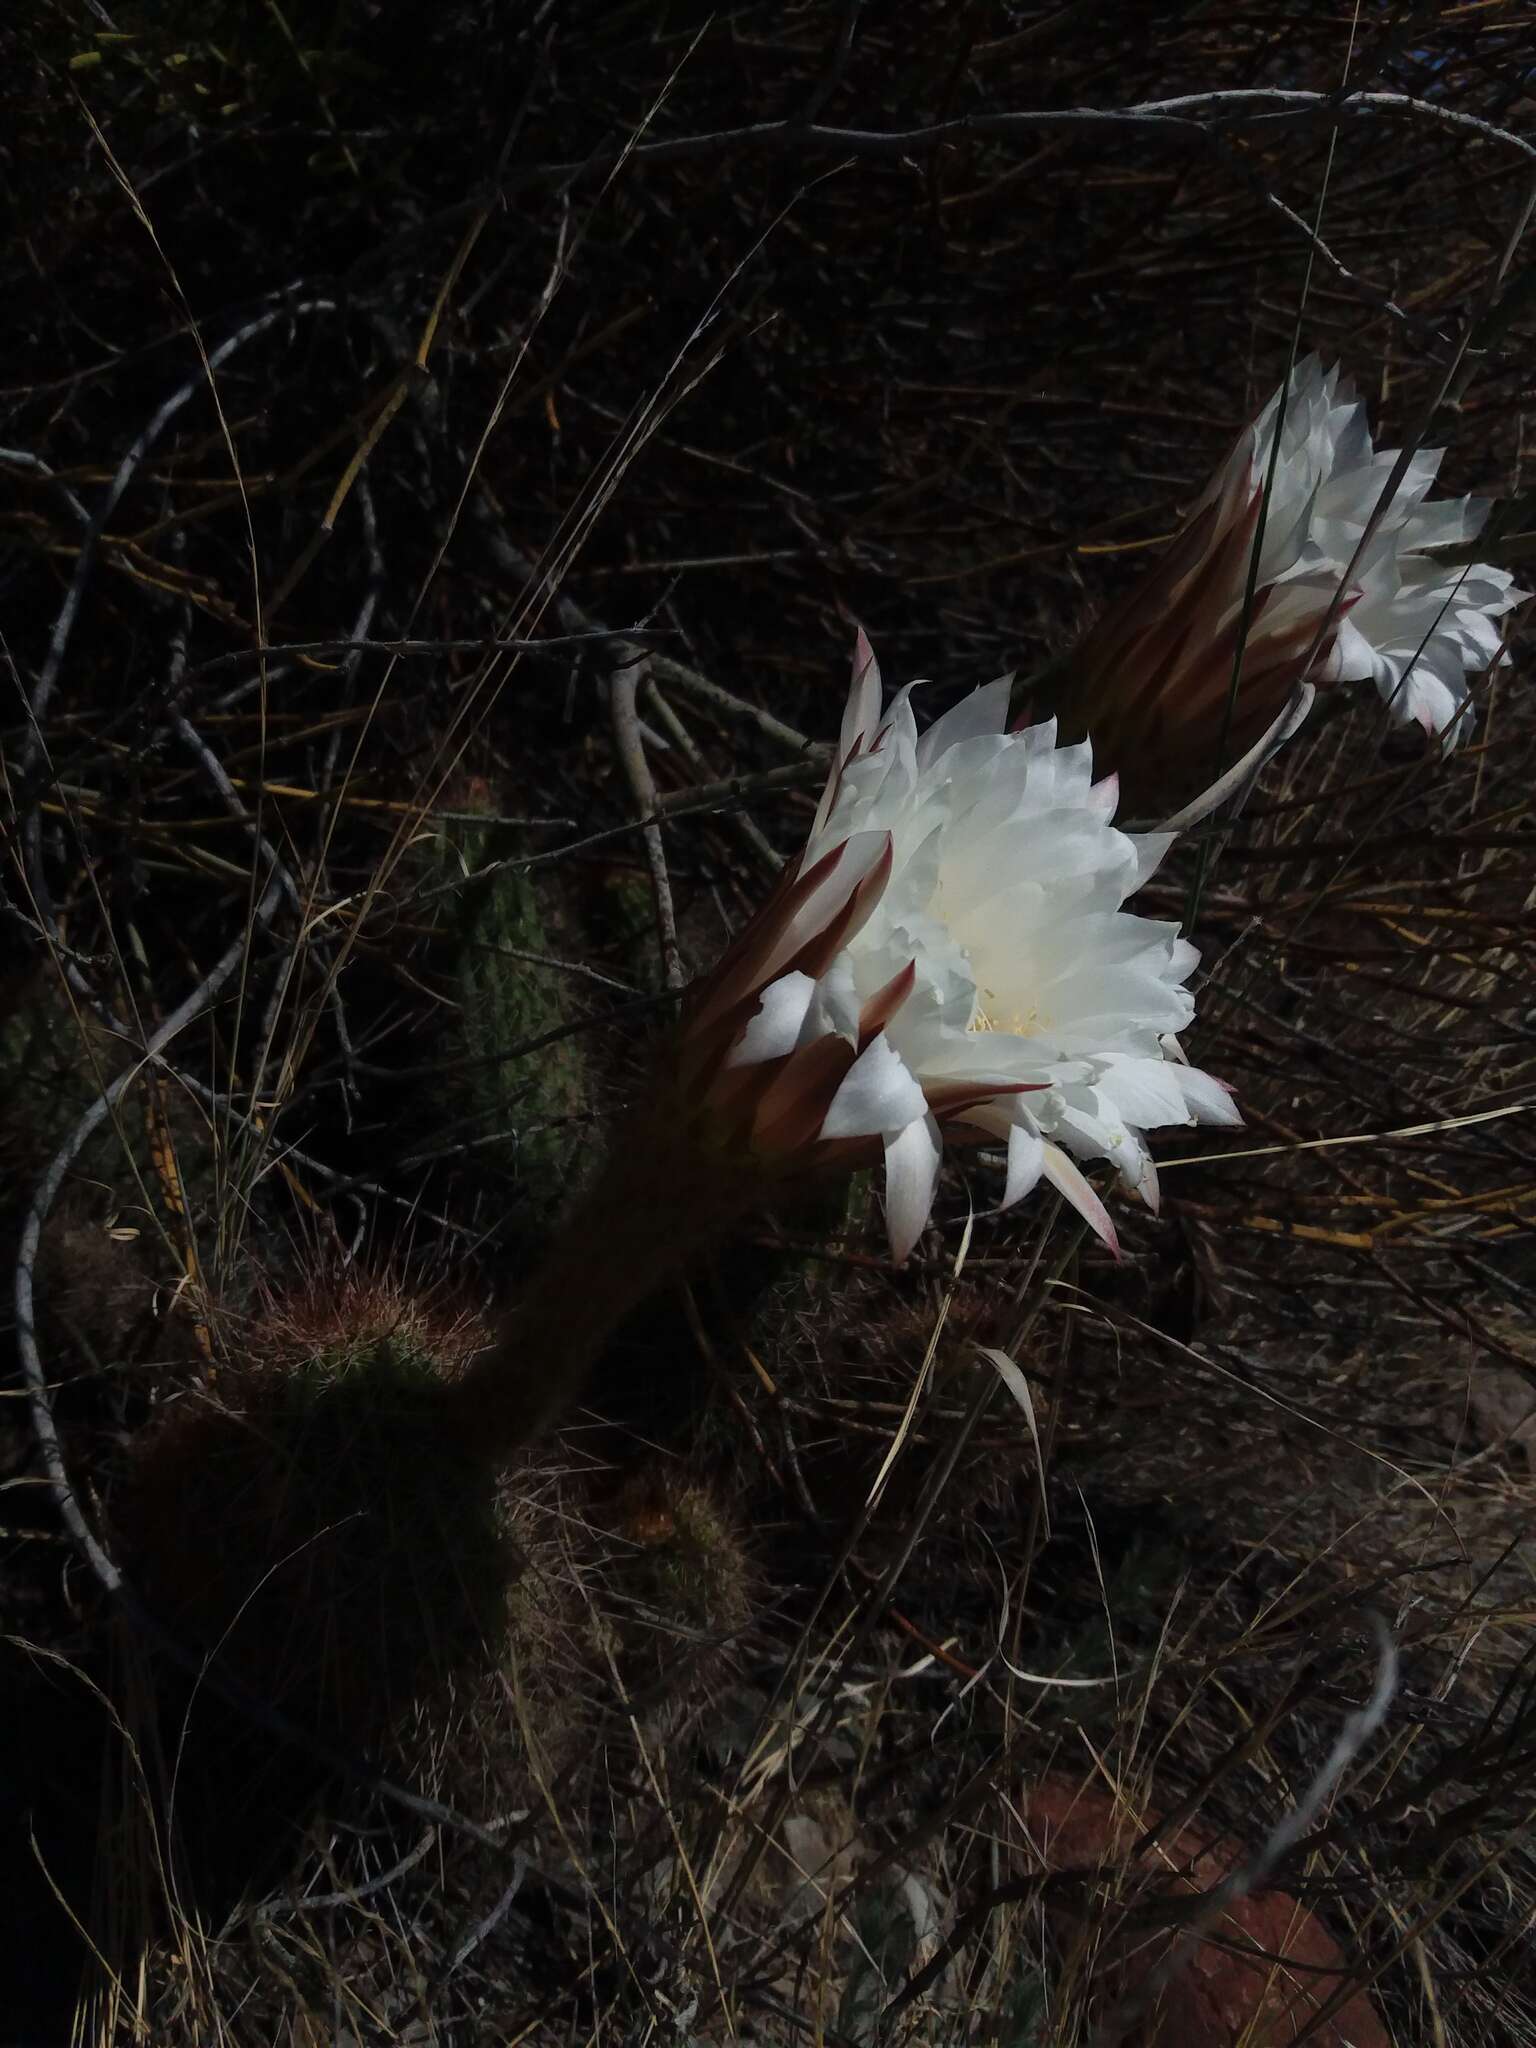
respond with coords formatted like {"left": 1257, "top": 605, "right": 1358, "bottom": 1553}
{"left": 820, "top": 1033, "right": 928, "bottom": 1140}
{"left": 1002, "top": 1122, "right": 1045, "bottom": 1209}
{"left": 1097, "top": 1057, "right": 1193, "bottom": 1128}
{"left": 1175, "top": 1065, "right": 1243, "bottom": 1126}
{"left": 799, "top": 955, "right": 860, "bottom": 1047}
{"left": 814, "top": 632, "right": 886, "bottom": 836}
{"left": 915, "top": 675, "right": 1014, "bottom": 770}
{"left": 729, "top": 971, "right": 816, "bottom": 1067}
{"left": 1389, "top": 664, "right": 1461, "bottom": 737}
{"left": 1086, "top": 771, "right": 1120, "bottom": 820}
{"left": 1130, "top": 829, "right": 1176, "bottom": 887}
{"left": 1326, "top": 615, "right": 1384, "bottom": 684}
{"left": 884, "top": 1113, "right": 943, "bottom": 1263}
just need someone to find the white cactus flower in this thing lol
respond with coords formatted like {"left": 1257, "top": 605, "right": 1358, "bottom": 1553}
{"left": 1065, "top": 356, "right": 1527, "bottom": 809}
{"left": 682, "top": 635, "right": 1238, "bottom": 1263}
{"left": 1241, "top": 357, "right": 1526, "bottom": 740}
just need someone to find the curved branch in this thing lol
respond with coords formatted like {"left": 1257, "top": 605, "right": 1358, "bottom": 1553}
{"left": 505, "top": 90, "right": 1536, "bottom": 187}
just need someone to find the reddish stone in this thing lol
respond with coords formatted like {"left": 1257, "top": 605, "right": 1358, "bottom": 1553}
{"left": 1021, "top": 1776, "right": 1391, "bottom": 2048}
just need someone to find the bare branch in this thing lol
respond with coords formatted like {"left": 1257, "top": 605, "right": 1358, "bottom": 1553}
{"left": 503, "top": 91, "right": 1536, "bottom": 187}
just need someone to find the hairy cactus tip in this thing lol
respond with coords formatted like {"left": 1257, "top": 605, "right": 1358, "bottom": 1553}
{"left": 1065, "top": 354, "right": 1529, "bottom": 802}
{"left": 673, "top": 629, "right": 1239, "bottom": 1264}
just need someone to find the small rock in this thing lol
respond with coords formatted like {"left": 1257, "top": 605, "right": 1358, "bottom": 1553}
{"left": 1022, "top": 1775, "right": 1390, "bottom": 2047}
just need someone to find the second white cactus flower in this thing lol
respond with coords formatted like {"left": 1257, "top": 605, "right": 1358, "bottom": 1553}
{"left": 1240, "top": 358, "right": 1525, "bottom": 738}
{"left": 1065, "top": 356, "right": 1527, "bottom": 806}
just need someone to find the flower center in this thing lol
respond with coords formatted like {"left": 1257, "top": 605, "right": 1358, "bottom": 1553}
{"left": 969, "top": 989, "right": 1047, "bottom": 1037}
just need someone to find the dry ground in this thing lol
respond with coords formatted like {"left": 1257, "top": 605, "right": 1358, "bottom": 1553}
{"left": 4, "top": 4, "right": 1536, "bottom": 2043}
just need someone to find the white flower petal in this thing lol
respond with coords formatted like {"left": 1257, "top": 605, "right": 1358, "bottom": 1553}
{"left": 1389, "top": 663, "right": 1462, "bottom": 738}
{"left": 1097, "top": 1057, "right": 1195, "bottom": 1129}
{"left": 884, "top": 1113, "right": 943, "bottom": 1263}
{"left": 1327, "top": 615, "right": 1385, "bottom": 684}
{"left": 915, "top": 675, "right": 1014, "bottom": 770}
{"left": 1002, "top": 1122, "right": 1045, "bottom": 1209}
{"left": 820, "top": 1033, "right": 928, "bottom": 1140}
{"left": 1130, "top": 829, "right": 1176, "bottom": 886}
{"left": 1130, "top": 1143, "right": 1160, "bottom": 1213}
{"left": 1175, "top": 1064, "right": 1243, "bottom": 1126}
{"left": 729, "top": 971, "right": 816, "bottom": 1067}
{"left": 799, "top": 955, "right": 860, "bottom": 1047}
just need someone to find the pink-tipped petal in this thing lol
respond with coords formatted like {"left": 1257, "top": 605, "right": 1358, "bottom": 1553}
{"left": 842, "top": 628, "right": 882, "bottom": 760}
{"left": 1041, "top": 1144, "right": 1120, "bottom": 1259}
{"left": 688, "top": 844, "right": 838, "bottom": 1029}
{"left": 1087, "top": 770, "right": 1120, "bottom": 819}
{"left": 1176, "top": 1064, "right": 1244, "bottom": 1127}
